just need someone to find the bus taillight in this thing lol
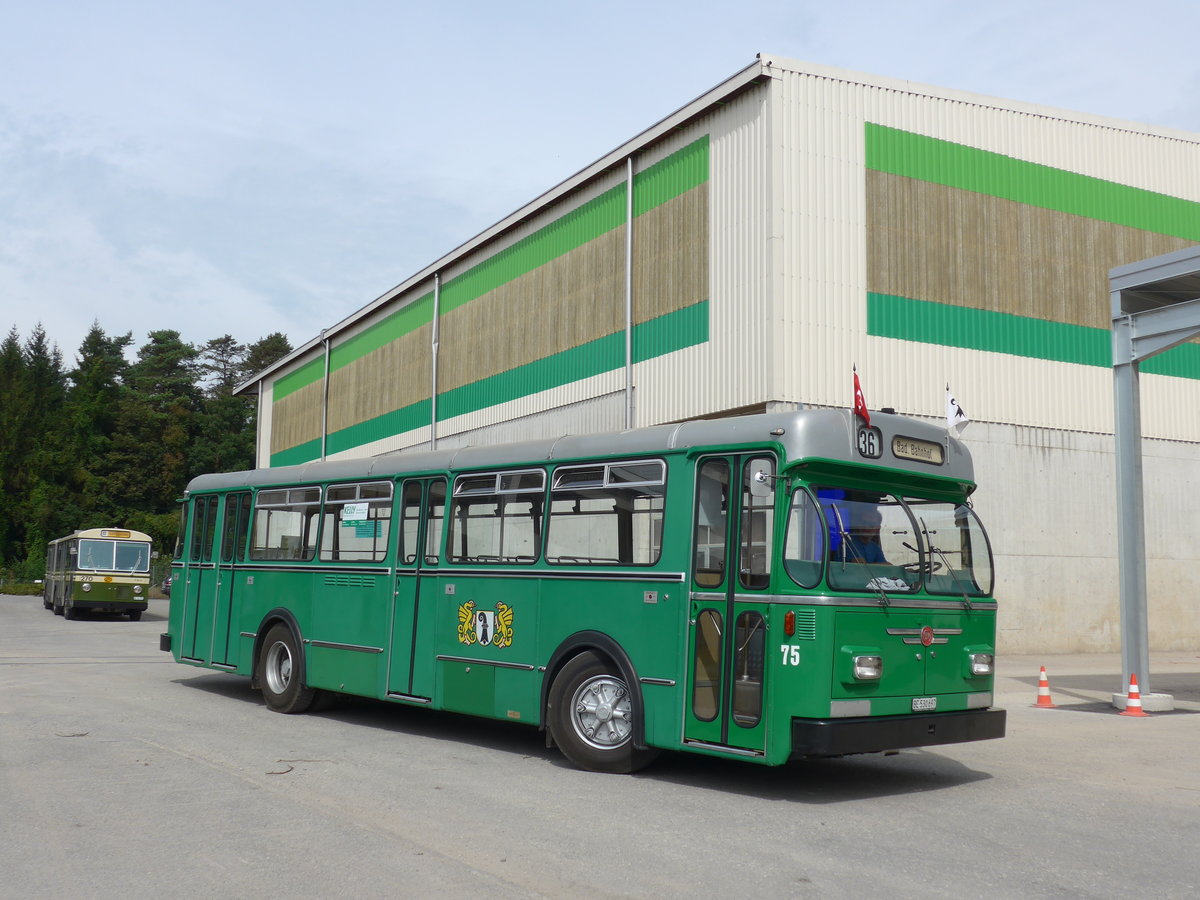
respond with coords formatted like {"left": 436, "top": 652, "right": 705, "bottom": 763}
{"left": 784, "top": 610, "right": 795, "bottom": 637}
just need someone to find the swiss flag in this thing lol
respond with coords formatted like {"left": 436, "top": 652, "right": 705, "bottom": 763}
{"left": 853, "top": 368, "right": 870, "bottom": 426}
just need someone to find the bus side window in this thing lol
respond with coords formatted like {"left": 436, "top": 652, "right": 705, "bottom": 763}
{"left": 693, "top": 460, "right": 729, "bottom": 588}
{"left": 399, "top": 482, "right": 422, "bottom": 566}
{"left": 739, "top": 457, "right": 774, "bottom": 590}
{"left": 423, "top": 480, "right": 446, "bottom": 565}
{"left": 320, "top": 482, "right": 393, "bottom": 563}
{"left": 250, "top": 487, "right": 322, "bottom": 561}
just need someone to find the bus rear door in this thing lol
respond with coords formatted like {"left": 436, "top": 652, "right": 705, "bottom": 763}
{"left": 684, "top": 455, "right": 774, "bottom": 757}
{"left": 386, "top": 478, "right": 445, "bottom": 700}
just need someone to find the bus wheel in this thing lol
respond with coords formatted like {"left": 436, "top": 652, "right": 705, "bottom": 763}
{"left": 548, "top": 651, "right": 659, "bottom": 774}
{"left": 259, "top": 624, "right": 316, "bottom": 714}
{"left": 127, "top": 610, "right": 142, "bottom": 622}
{"left": 53, "top": 602, "right": 63, "bottom": 616}
{"left": 64, "top": 605, "right": 79, "bottom": 620}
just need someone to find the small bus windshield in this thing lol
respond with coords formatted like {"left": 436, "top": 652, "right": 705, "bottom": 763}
{"left": 78, "top": 539, "right": 152, "bottom": 573}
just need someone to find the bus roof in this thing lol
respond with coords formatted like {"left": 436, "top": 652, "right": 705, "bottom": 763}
{"left": 187, "top": 409, "right": 974, "bottom": 496}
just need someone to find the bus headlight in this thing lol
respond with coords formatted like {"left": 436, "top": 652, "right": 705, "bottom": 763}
{"left": 133, "top": 585, "right": 143, "bottom": 594}
{"left": 969, "top": 652, "right": 994, "bottom": 676}
{"left": 81, "top": 583, "right": 92, "bottom": 592}
{"left": 853, "top": 655, "right": 883, "bottom": 680}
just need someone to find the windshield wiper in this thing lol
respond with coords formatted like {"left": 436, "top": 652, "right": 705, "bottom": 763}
{"left": 831, "top": 505, "right": 890, "bottom": 607}
{"left": 919, "top": 517, "right": 972, "bottom": 611}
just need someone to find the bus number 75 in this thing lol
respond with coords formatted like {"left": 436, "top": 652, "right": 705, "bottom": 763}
{"left": 780, "top": 644, "right": 800, "bottom": 666}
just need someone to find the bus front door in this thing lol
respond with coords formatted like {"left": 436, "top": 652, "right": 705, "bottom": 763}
{"left": 211, "top": 492, "right": 251, "bottom": 667}
{"left": 683, "top": 455, "right": 774, "bottom": 756}
{"left": 180, "top": 495, "right": 219, "bottom": 662}
{"left": 386, "top": 478, "right": 445, "bottom": 701}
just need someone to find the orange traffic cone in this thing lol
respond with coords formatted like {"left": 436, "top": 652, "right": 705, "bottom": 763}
{"left": 1033, "top": 666, "right": 1056, "bottom": 708}
{"left": 1120, "top": 673, "right": 1150, "bottom": 717}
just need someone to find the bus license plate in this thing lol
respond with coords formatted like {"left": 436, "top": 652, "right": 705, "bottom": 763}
{"left": 912, "top": 697, "right": 937, "bottom": 711}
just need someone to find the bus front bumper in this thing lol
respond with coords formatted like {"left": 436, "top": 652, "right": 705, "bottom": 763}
{"left": 790, "top": 707, "right": 1007, "bottom": 759}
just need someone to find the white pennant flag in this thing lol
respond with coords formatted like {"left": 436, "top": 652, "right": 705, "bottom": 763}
{"left": 946, "top": 384, "right": 970, "bottom": 434}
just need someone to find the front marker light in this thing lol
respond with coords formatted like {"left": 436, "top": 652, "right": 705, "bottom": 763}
{"left": 970, "top": 653, "right": 995, "bottom": 676}
{"left": 81, "top": 582, "right": 92, "bottom": 592}
{"left": 853, "top": 655, "right": 883, "bottom": 680}
{"left": 133, "top": 585, "right": 143, "bottom": 595}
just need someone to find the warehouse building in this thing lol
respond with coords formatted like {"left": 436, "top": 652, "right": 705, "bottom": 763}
{"left": 237, "top": 54, "right": 1200, "bottom": 655}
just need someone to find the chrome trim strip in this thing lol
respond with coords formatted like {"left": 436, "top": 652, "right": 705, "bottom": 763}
{"left": 233, "top": 564, "right": 390, "bottom": 575}
{"left": 386, "top": 692, "right": 432, "bottom": 705}
{"left": 830, "top": 699, "right": 871, "bottom": 718}
{"left": 309, "top": 640, "right": 384, "bottom": 655}
{"left": 210, "top": 662, "right": 237, "bottom": 671}
{"left": 639, "top": 677, "right": 676, "bottom": 686}
{"left": 427, "top": 569, "right": 686, "bottom": 583}
{"left": 436, "top": 654, "right": 537, "bottom": 671}
{"left": 689, "top": 592, "right": 996, "bottom": 610}
{"left": 681, "top": 740, "right": 764, "bottom": 758}
{"left": 886, "top": 628, "right": 964, "bottom": 635}
{"left": 240, "top": 631, "right": 256, "bottom": 639}
{"left": 967, "top": 692, "right": 994, "bottom": 709}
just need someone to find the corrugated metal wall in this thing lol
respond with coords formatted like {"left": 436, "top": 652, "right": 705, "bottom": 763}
{"left": 766, "top": 60, "right": 1200, "bottom": 441}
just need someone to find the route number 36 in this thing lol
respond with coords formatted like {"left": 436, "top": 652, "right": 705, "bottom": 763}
{"left": 856, "top": 425, "right": 882, "bottom": 459}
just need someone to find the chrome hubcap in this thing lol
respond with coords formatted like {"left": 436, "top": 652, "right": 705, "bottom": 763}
{"left": 265, "top": 641, "right": 292, "bottom": 695}
{"left": 571, "top": 675, "right": 632, "bottom": 750}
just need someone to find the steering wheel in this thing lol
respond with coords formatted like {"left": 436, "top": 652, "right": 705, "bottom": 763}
{"left": 903, "top": 559, "right": 943, "bottom": 575}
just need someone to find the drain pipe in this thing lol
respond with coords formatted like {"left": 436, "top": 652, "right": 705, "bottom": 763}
{"left": 320, "top": 330, "right": 330, "bottom": 460}
{"left": 624, "top": 156, "right": 634, "bottom": 430}
{"left": 431, "top": 273, "right": 441, "bottom": 450}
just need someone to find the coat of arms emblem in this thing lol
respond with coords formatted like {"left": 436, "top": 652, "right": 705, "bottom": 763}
{"left": 456, "top": 600, "right": 514, "bottom": 648}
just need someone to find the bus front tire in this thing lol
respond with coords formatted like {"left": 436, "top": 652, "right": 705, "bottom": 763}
{"left": 547, "top": 651, "right": 659, "bottom": 774}
{"left": 259, "top": 624, "right": 316, "bottom": 714}
{"left": 127, "top": 610, "right": 142, "bottom": 621}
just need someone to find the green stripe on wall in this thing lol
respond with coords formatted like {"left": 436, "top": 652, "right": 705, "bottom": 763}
{"left": 269, "top": 136, "right": 710, "bottom": 400}
{"left": 273, "top": 356, "right": 324, "bottom": 402}
{"left": 865, "top": 123, "right": 1200, "bottom": 241}
{"left": 330, "top": 292, "right": 434, "bottom": 373}
{"left": 271, "top": 301, "right": 710, "bottom": 466}
{"left": 867, "top": 292, "right": 1200, "bottom": 377}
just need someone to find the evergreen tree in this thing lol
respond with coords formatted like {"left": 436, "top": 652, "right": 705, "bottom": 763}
{"left": 0, "top": 327, "right": 26, "bottom": 566}
{"left": 242, "top": 332, "right": 293, "bottom": 382}
{"left": 106, "top": 330, "right": 201, "bottom": 516}
{"left": 61, "top": 323, "right": 133, "bottom": 521}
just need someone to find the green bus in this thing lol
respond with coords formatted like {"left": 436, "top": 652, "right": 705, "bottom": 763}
{"left": 163, "top": 409, "right": 1005, "bottom": 772}
{"left": 44, "top": 528, "right": 153, "bottom": 620}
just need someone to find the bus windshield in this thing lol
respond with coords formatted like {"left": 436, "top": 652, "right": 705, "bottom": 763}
{"left": 904, "top": 498, "right": 994, "bottom": 597}
{"left": 784, "top": 486, "right": 993, "bottom": 596}
{"left": 78, "top": 539, "right": 151, "bottom": 573}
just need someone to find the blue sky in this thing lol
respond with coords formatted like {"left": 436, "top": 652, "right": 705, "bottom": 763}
{"left": 2, "top": 0, "right": 1199, "bottom": 362}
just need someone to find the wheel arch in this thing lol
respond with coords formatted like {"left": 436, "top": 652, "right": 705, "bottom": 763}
{"left": 250, "top": 607, "right": 306, "bottom": 690}
{"left": 542, "top": 631, "right": 649, "bottom": 749}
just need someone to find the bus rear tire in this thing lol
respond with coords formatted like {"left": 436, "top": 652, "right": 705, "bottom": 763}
{"left": 548, "top": 651, "right": 659, "bottom": 774}
{"left": 259, "top": 624, "right": 316, "bottom": 714}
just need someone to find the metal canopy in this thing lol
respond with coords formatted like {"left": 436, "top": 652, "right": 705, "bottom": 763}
{"left": 1110, "top": 244, "right": 1200, "bottom": 706}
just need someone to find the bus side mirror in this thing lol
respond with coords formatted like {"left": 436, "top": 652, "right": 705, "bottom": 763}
{"left": 749, "top": 469, "right": 776, "bottom": 499}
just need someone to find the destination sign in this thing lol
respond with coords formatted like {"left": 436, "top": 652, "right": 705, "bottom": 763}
{"left": 100, "top": 529, "right": 131, "bottom": 538}
{"left": 891, "top": 435, "right": 944, "bottom": 465}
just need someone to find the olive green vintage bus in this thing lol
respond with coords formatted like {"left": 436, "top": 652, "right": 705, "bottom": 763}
{"left": 44, "top": 528, "right": 153, "bottom": 620}
{"left": 163, "top": 409, "right": 1005, "bottom": 772}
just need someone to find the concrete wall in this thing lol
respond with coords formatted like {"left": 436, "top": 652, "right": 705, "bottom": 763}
{"left": 966, "top": 420, "right": 1200, "bottom": 653}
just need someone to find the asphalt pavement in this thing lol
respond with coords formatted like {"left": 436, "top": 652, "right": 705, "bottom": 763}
{"left": 2, "top": 594, "right": 1198, "bottom": 899}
